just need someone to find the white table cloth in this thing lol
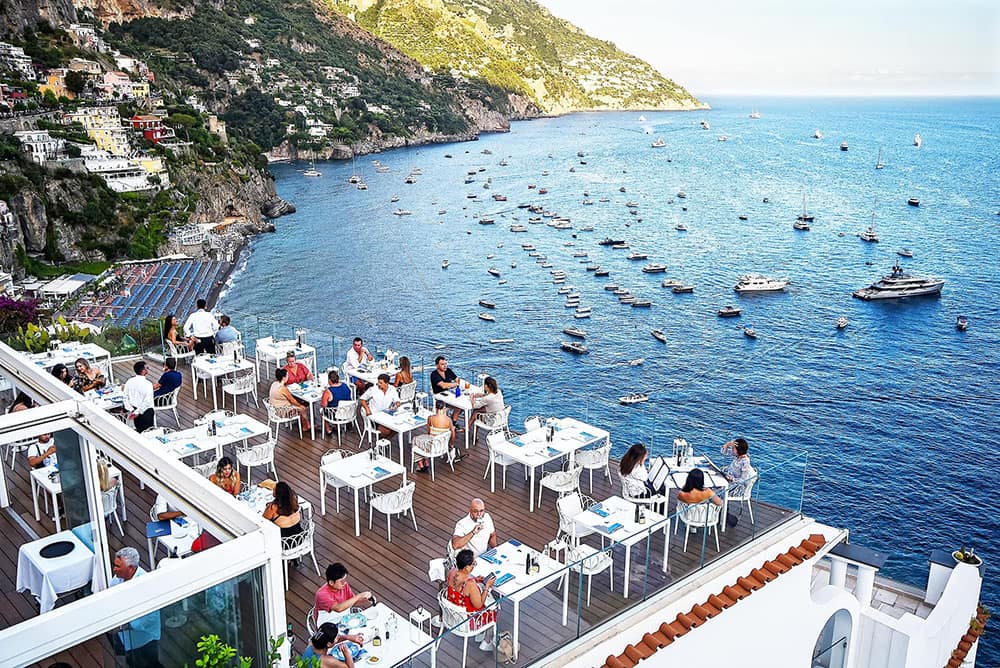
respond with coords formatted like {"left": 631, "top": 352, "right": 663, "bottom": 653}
{"left": 17, "top": 530, "right": 95, "bottom": 613}
{"left": 571, "top": 495, "right": 669, "bottom": 598}
{"left": 319, "top": 451, "right": 405, "bottom": 536}
{"left": 30, "top": 463, "right": 125, "bottom": 532}
{"left": 191, "top": 355, "right": 256, "bottom": 408}
{"left": 368, "top": 407, "right": 432, "bottom": 466}
{"left": 316, "top": 602, "right": 437, "bottom": 667}
{"left": 472, "top": 539, "right": 568, "bottom": 661}
{"left": 83, "top": 385, "right": 125, "bottom": 411}
{"left": 346, "top": 361, "right": 400, "bottom": 388}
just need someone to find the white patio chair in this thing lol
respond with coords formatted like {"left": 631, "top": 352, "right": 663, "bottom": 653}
{"left": 152, "top": 387, "right": 181, "bottom": 428}
{"left": 235, "top": 435, "right": 277, "bottom": 484}
{"left": 101, "top": 481, "right": 124, "bottom": 536}
{"left": 221, "top": 370, "right": 257, "bottom": 413}
{"left": 359, "top": 413, "right": 381, "bottom": 449}
{"left": 369, "top": 481, "right": 417, "bottom": 542}
{"left": 254, "top": 336, "right": 276, "bottom": 377}
{"left": 281, "top": 518, "right": 320, "bottom": 590}
{"left": 537, "top": 462, "right": 582, "bottom": 507}
{"left": 482, "top": 430, "right": 523, "bottom": 489}
{"left": 306, "top": 606, "right": 317, "bottom": 636}
{"left": 192, "top": 457, "right": 219, "bottom": 479}
{"left": 165, "top": 339, "right": 195, "bottom": 365}
{"left": 5, "top": 436, "right": 35, "bottom": 470}
{"left": 196, "top": 409, "right": 233, "bottom": 425}
{"left": 263, "top": 399, "right": 302, "bottom": 438}
{"left": 555, "top": 492, "right": 600, "bottom": 545}
{"left": 619, "top": 469, "right": 668, "bottom": 514}
{"left": 679, "top": 500, "right": 722, "bottom": 552}
{"left": 575, "top": 441, "right": 612, "bottom": 493}
{"left": 726, "top": 467, "right": 758, "bottom": 525}
{"left": 322, "top": 400, "right": 358, "bottom": 446}
{"left": 319, "top": 449, "right": 348, "bottom": 515}
{"left": 192, "top": 353, "right": 216, "bottom": 396}
{"left": 472, "top": 405, "right": 511, "bottom": 448}
{"left": 410, "top": 431, "right": 452, "bottom": 481}
{"left": 565, "top": 542, "right": 614, "bottom": 606}
{"left": 524, "top": 415, "right": 543, "bottom": 432}
{"left": 397, "top": 381, "right": 417, "bottom": 410}
{"left": 437, "top": 589, "right": 497, "bottom": 668}
{"left": 219, "top": 340, "right": 244, "bottom": 360}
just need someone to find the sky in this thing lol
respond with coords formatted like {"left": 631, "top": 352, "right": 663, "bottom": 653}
{"left": 537, "top": 0, "right": 999, "bottom": 97}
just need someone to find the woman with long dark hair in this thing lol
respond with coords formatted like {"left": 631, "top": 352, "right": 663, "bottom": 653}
{"left": 263, "top": 481, "right": 303, "bottom": 537}
{"left": 677, "top": 468, "right": 722, "bottom": 506}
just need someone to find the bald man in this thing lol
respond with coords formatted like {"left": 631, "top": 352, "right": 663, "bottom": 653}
{"left": 451, "top": 497, "right": 497, "bottom": 557}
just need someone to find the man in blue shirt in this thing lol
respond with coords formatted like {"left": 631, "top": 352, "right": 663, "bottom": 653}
{"left": 153, "top": 357, "right": 182, "bottom": 398}
{"left": 110, "top": 547, "right": 162, "bottom": 667}
{"left": 215, "top": 315, "right": 241, "bottom": 345}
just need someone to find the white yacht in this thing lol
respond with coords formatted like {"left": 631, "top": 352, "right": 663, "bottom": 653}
{"left": 836, "top": 317, "right": 849, "bottom": 329}
{"left": 563, "top": 327, "right": 586, "bottom": 338}
{"left": 651, "top": 328, "right": 668, "bottom": 342}
{"left": 852, "top": 262, "right": 944, "bottom": 300}
{"left": 478, "top": 312, "right": 496, "bottom": 322}
{"left": 914, "top": 133, "right": 923, "bottom": 147}
{"left": 734, "top": 275, "right": 789, "bottom": 293}
{"left": 392, "top": 209, "right": 412, "bottom": 216}
{"left": 859, "top": 226, "right": 880, "bottom": 243}
{"left": 302, "top": 162, "right": 322, "bottom": 177}
{"left": 814, "top": 129, "right": 823, "bottom": 139}
{"left": 627, "top": 251, "right": 649, "bottom": 261}
{"left": 619, "top": 393, "right": 649, "bottom": 405}
{"left": 651, "top": 138, "right": 666, "bottom": 148}
{"left": 560, "top": 341, "right": 589, "bottom": 354}
{"left": 642, "top": 264, "right": 668, "bottom": 274}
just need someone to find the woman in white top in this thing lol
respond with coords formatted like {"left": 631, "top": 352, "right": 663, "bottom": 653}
{"left": 619, "top": 442, "right": 659, "bottom": 496}
{"left": 469, "top": 376, "right": 504, "bottom": 428}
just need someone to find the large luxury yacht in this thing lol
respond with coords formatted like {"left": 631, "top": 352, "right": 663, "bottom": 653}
{"left": 734, "top": 274, "right": 790, "bottom": 294}
{"left": 852, "top": 262, "right": 945, "bottom": 300}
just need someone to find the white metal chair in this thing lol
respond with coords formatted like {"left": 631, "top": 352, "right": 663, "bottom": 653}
{"left": 575, "top": 441, "right": 612, "bottom": 493}
{"left": 437, "top": 588, "right": 497, "bottom": 668}
{"left": 472, "top": 405, "right": 511, "bottom": 448}
{"left": 192, "top": 457, "right": 219, "bottom": 479}
{"left": 221, "top": 370, "right": 257, "bottom": 413}
{"left": 678, "top": 501, "right": 722, "bottom": 552}
{"left": 218, "top": 340, "right": 244, "bottom": 360}
{"left": 565, "top": 542, "right": 614, "bottom": 606}
{"left": 152, "top": 387, "right": 181, "bottom": 428}
{"left": 482, "top": 430, "right": 523, "bottom": 489}
{"left": 5, "top": 436, "right": 35, "bottom": 470}
{"left": 537, "top": 463, "right": 582, "bottom": 507}
{"left": 234, "top": 435, "right": 277, "bottom": 484}
{"left": 254, "top": 336, "right": 276, "bottom": 377}
{"left": 322, "top": 400, "right": 358, "bottom": 446}
{"left": 319, "top": 449, "right": 348, "bottom": 515}
{"left": 101, "top": 481, "right": 124, "bottom": 536}
{"left": 410, "top": 431, "right": 453, "bottom": 481}
{"left": 397, "top": 381, "right": 417, "bottom": 410}
{"left": 263, "top": 399, "right": 302, "bottom": 438}
{"left": 619, "top": 470, "right": 668, "bottom": 513}
{"left": 359, "top": 413, "right": 381, "bottom": 449}
{"left": 165, "top": 339, "right": 195, "bottom": 365}
{"left": 369, "top": 481, "right": 417, "bottom": 542}
{"left": 555, "top": 492, "right": 600, "bottom": 545}
{"left": 524, "top": 415, "right": 543, "bottom": 432}
{"left": 726, "top": 467, "right": 758, "bottom": 525}
{"left": 306, "top": 606, "right": 318, "bottom": 636}
{"left": 280, "top": 517, "right": 320, "bottom": 590}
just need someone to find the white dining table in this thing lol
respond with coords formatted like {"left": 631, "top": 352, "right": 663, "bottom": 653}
{"left": 17, "top": 530, "right": 96, "bottom": 613}
{"left": 237, "top": 485, "right": 313, "bottom": 518}
{"left": 657, "top": 455, "right": 732, "bottom": 531}
{"left": 571, "top": 495, "right": 670, "bottom": 598}
{"left": 83, "top": 385, "right": 126, "bottom": 411}
{"left": 142, "top": 414, "right": 269, "bottom": 461}
{"left": 434, "top": 383, "right": 479, "bottom": 450}
{"left": 319, "top": 451, "right": 405, "bottom": 536}
{"left": 288, "top": 380, "right": 323, "bottom": 440}
{"left": 25, "top": 342, "right": 115, "bottom": 383}
{"left": 345, "top": 361, "right": 401, "bottom": 388}
{"left": 30, "top": 462, "right": 125, "bottom": 532}
{"left": 472, "top": 539, "right": 568, "bottom": 661}
{"left": 491, "top": 417, "right": 610, "bottom": 511}
{"left": 316, "top": 602, "right": 437, "bottom": 667}
{"left": 254, "top": 340, "right": 317, "bottom": 380}
{"left": 191, "top": 355, "right": 256, "bottom": 408}
{"left": 368, "top": 407, "right": 432, "bottom": 467}
{"left": 146, "top": 516, "right": 199, "bottom": 568}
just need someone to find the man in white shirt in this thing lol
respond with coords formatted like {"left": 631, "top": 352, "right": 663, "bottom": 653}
{"left": 451, "top": 498, "right": 497, "bottom": 557}
{"left": 360, "top": 373, "right": 399, "bottom": 438}
{"left": 183, "top": 298, "right": 219, "bottom": 354}
{"left": 27, "top": 433, "right": 57, "bottom": 469}
{"left": 123, "top": 361, "right": 155, "bottom": 432}
{"left": 153, "top": 493, "right": 185, "bottom": 521}
{"left": 343, "top": 336, "right": 374, "bottom": 392}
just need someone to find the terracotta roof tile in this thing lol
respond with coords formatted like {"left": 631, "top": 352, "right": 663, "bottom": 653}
{"left": 700, "top": 600, "right": 723, "bottom": 616}
{"left": 763, "top": 559, "right": 791, "bottom": 576}
{"left": 675, "top": 612, "right": 699, "bottom": 630}
{"left": 722, "top": 584, "right": 750, "bottom": 600}
{"left": 789, "top": 545, "right": 811, "bottom": 560}
{"left": 626, "top": 642, "right": 654, "bottom": 661}
{"left": 604, "top": 655, "right": 629, "bottom": 668}
{"left": 708, "top": 593, "right": 734, "bottom": 609}
{"left": 666, "top": 620, "right": 689, "bottom": 638}
{"left": 806, "top": 533, "right": 827, "bottom": 548}
{"left": 643, "top": 631, "right": 670, "bottom": 649}
{"left": 777, "top": 553, "right": 800, "bottom": 568}
{"left": 657, "top": 622, "right": 678, "bottom": 640}
{"left": 689, "top": 603, "right": 714, "bottom": 621}
{"left": 738, "top": 575, "right": 764, "bottom": 591}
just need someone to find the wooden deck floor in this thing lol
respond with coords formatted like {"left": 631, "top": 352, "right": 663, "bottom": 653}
{"left": 2, "top": 358, "right": 796, "bottom": 667}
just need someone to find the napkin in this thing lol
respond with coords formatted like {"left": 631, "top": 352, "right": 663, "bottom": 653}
{"left": 373, "top": 466, "right": 390, "bottom": 477}
{"left": 481, "top": 553, "right": 501, "bottom": 565}
{"left": 239, "top": 426, "right": 253, "bottom": 434}
{"left": 183, "top": 443, "right": 198, "bottom": 452}
{"left": 578, "top": 431, "right": 597, "bottom": 440}
{"left": 589, "top": 504, "right": 610, "bottom": 518}
{"left": 546, "top": 447, "right": 560, "bottom": 458}
{"left": 603, "top": 522, "right": 624, "bottom": 534}
{"left": 493, "top": 573, "right": 515, "bottom": 587}
{"left": 509, "top": 539, "right": 522, "bottom": 547}
{"left": 512, "top": 437, "right": 525, "bottom": 447}
{"left": 156, "top": 436, "right": 169, "bottom": 443}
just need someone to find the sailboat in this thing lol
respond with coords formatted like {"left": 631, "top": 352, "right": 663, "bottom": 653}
{"left": 876, "top": 146, "right": 885, "bottom": 170}
{"left": 797, "top": 195, "right": 814, "bottom": 223}
{"left": 749, "top": 108, "right": 761, "bottom": 119}
{"left": 347, "top": 155, "right": 360, "bottom": 184}
{"left": 913, "top": 133, "right": 922, "bottom": 148}
{"left": 302, "top": 161, "right": 321, "bottom": 177}
{"left": 859, "top": 199, "right": 880, "bottom": 242}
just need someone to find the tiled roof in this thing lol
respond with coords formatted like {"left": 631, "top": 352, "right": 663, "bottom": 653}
{"left": 945, "top": 604, "right": 990, "bottom": 668}
{"left": 601, "top": 533, "right": 827, "bottom": 668}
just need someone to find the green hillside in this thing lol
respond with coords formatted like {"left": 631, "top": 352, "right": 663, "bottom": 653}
{"left": 326, "top": 0, "right": 704, "bottom": 113}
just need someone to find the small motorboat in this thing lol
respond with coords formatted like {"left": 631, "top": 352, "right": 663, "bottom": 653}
{"left": 651, "top": 329, "right": 667, "bottom": 343}
{"left": 675, "top": 223, "right": 688, "bottom": 232}
{"left": 393, "top": 209, "right": 412, "bottom": 216}
{"left": 840, "top": 141, "right": 849, "bottom": 151}
{"left": 594, "top": 269, "right": 610, "bottom": 277}
{"left": 478, "top": 299, "right": 496, "bottom": 309}
{"left": 390, "top": 195, "right": 400, "bottom": 202}
{"left": 574, "top": 311, "right": 592, "bottom": 319}
{"left": 627, "top": 358, "right": 644, "bottom": 366}
{"left": 718, "top": 306, "right": 742, "bottom": 318}
{"left": 897, "top": 248, "right": 914, "bottom": 258}
{"left": 619, "top": 393, "right": 649, "bottom": 405}
{"left": 441, "top": 260, "right": 449, "bottom": 269}
{"left": 793, "top": 220, "right": 811, "bottom": 231}
{"left": 478, "top": 312, "right": 496, "bottom": 322}
{"left": 631, "top": 300, "right": 652, "bottom": 308}
{"left": 585, "top": 264, "right": 600, "bottom": 271}
{"left": 627, "top": 251, "right": 648, "bottom": 260}
{"left": 563, "top": 327, "right": 586, "bottom": 339}
{"left": 836, "top": 317, "right": 849, "bottom": 330}
{"left": 489, "top": 338, "right": 514, "bottom": 344}
{"left": 672, "top": 285, "right": 694, "bottom": 294}
{"left": 907, "top": 198, "right": 920, "bottom": 207}
{"left": 743, "top": 326, "right": 758, "bottom": 339}
{"left": 604, "top": 284, "right": 620, "bottom": 291}
{"left": 561, "top": 341, "right": 589, "bottom": 354}
{"left": 738, "top": 215, "right": 748, "bottom": 221}
{"left": 478, "top": 217, "right": 496, "bottom": 225}
{"left": 676, "top": 192, "right": 687, "bottom": 199}
{"left": 511, "top": 261, "right": 518, "bottom": 268}
{"left": 642, "top": 264, "right": 667, "bottom": 273}
{"left": 956, "top": 316, "right": 968, "bottom": 331}
{"left": 661, "top": 279, "right": 683, "bottom": 288}
{"left": 487, "top": 267, "right": 501, "bottom": 277}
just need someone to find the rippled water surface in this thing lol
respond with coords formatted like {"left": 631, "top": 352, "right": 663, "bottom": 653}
{"left": 222, "top": 97, "right": 1000, "bottom": 660}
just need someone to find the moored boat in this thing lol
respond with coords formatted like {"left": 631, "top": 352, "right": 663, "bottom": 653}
{"left": 743, "top": 325, "right": 758, "bottom": 339}
{"left": 560, "top": 341, "right": 589, "bottom": 354}
{"left": 718, "top": 306, "right": 742, "bottom": 317}
{"left": 642, "top": 264, "right": 667, "bottom": 273}
{"left": 487, "top": 267, "right": 501, "bottom": 277}
{"left": 563, "top": 327, "right": 586, "bottom": 339}
{"left": 619, "top": 393, "right": 649, "bottom": 405}
{"left": 956, "top": 315, "right": 968, "bottom": 331}
{"left": 671, "top": 285, "right": 694, "bottom": 294}
{"left": 478, "top": 299, "right": 496, "bottom": 309}
{"left": 852, "top": 262, "right": 944, "bottom": 300}
{"left": 478, "top": 312, "right": 496, "bottom": 322}
{"left": 836, "top": 317, "right": 849, "bottom": 330}
{"left": 651, "top": 329, "right": 667, "bottom": 343}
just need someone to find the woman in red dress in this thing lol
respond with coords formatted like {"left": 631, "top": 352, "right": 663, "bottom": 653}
{"left": 446, "top": 549, "right": 498, "bottom": 651}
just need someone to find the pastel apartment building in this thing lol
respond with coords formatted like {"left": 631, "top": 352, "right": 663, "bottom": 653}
{"left": 127, "top": 114, "right": 176, "bottom": 144}
{"left": 12, "top": 130, "right": 64, "bottom": 164}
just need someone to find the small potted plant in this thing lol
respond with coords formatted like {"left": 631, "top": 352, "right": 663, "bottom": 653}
{"left": 953, "top": 546, "right": 983, "bottom": 566}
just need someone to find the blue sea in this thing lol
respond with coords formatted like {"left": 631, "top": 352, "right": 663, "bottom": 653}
{"left": 221, "top": 97, "right": 1000, "bottom": 661}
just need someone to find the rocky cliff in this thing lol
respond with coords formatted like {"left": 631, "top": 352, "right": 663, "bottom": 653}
{"left": 169, "top": 160, "right": 293, "bottom": 228}
{"left": 0, "top": 0, "right": 78, "bottom": 37}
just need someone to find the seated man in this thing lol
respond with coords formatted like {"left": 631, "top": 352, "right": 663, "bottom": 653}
{"left": 215, "top": 315, "right": 241, "bottom": 345}
{"left": 27, "top": 433, "right": 57, "bottom": 469}
{"left": 430, "top": 356, "right": 461, "bottom": 423}
{"left": 282, "top": 351, "right": 313, "bottom": 385}
{"left": 314, "top": 562, "right": 374, "bottom": 621}
{"left": 359, "top": 374, "right": 399, "bottom": 439}
{"left": 153, "top": 357, "right": 182, "bottom": 398}
{"left": 110, "top": 547, "right": 162, "bottom": 667}
{"left": 451, "top": 497, "right": 497, "bottom": 558}
{"left": 153, "top": 493, "right": 185, "bottom": 521}
{"left": 343, "top": 337, "right": 374, "bottom": 393}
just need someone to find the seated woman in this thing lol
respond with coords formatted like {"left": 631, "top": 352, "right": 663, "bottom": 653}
{"left": 446, "top": 549, "right": 497, "bottom": 652}
{"left": 262, "top": 481, "right": 303, "bottom": 537}
{"left": 97, "top": 457, "right": 119, "bottom": 491}
{"left": 320, "top": 370, "right": 353, "bottom": 435}
{"left": 721, "top": 437, "right": 753, "bottom": 485}
{"left": 164, "top": 313, "right": 194, "bottom": 352}
{"left": 269, "top": 368, "right": 311, "bottom": 431}
{"left": 676, "top": 468, "right": 723, "bottom": 507}
{"left": 393, "top": 356, "right": 413, "bottom": 387}
{"left": 9, "top": 391, "right": 35, "bottom": 412}
{"left": 50, "top": 364, "right": 73, "bottom": 387}
{"left": 468, "top": 376, "right": 504, "bottom": 427}
{"left": 416, "top": 401, "right": 456, "bottom": 472}
{"left": 619, "top": 442, "right": 661, "bottom": 496}
{"left": 209, "top": 456, "right": 241, "bottom": 496}
{"left": 71, "top": 358, "right": 106, "bottom": 393}
{"left": 301, "top": 622, "right": 365, "bottom": 668}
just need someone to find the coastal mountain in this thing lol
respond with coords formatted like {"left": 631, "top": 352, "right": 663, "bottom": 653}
{"left": 326, "top": 0, "right": 705, "bottom": 113}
